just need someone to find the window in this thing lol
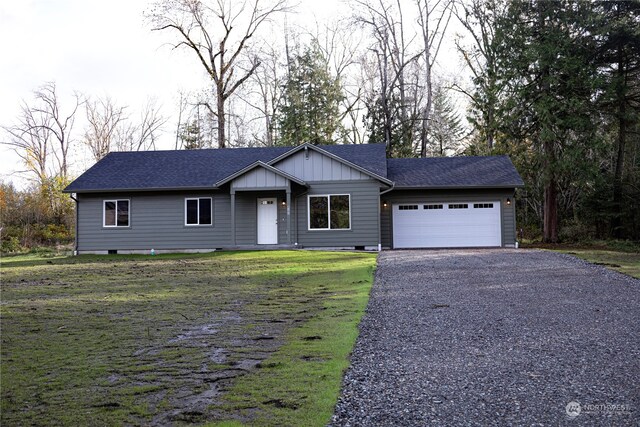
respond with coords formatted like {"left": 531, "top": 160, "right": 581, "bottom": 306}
{"left": 398, "top": 205, "right": 418, "bottom": 210}
{"left": 185, "top": 198, "right": 212, "bottom": 225}
{"left": 308, "top": 195, "right": 350, "bottom": 230}
{"left": 104, "top": 200, "right": 129, "bottom": 227}
{"left": 474, "top": 203, "right": 494, "bottom": 209}
{"left": 448, "top": 204, "right": 469, "bottom": 209}
{"left": 423, "top": 204, "right": 443, "bottom": 210}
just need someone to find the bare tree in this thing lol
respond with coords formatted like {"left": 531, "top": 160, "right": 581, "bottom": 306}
{"left": 2, "top": 82, "right": 80, "bottom": 183}
{"left": 115, "top": 99, "right": 167, "bottom": 152}
{"left": 313, "top": 21, "right": 365, "bottom": 144}
{"left": 353, "top": 0, "right": 422, "bottom": 154}
{"left": 83, "top": 96, "right": 128, "bottom": 162}
{"left": 148, "top": 0, "right": 290, "bottom": 149}
{"left": 452, "top": 0, "right": 503, "bottom": 152}
{"left": 174, "top": 91, "right": 190, "bottom": 149}
{"left": 417, "top": 0, "right": 454, "bottom": 157}
{"left": 239, "top": 43, "right": 285, "bottom": 146}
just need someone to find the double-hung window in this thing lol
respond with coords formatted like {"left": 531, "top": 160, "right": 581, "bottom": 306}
{"left": 185, "top": 198, "right": 212, "bottom": 226}
{"left": 308, "top": 194, "right": 350, "bottom": 230}
{"left": 104, "top": 200, "right": 130, "bottom": 227}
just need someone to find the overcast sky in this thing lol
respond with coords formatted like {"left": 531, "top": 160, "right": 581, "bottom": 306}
{"left": 0, "top": 0, "right": 465, "bottom": 189}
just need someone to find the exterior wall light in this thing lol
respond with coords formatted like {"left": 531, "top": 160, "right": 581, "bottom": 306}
{"left": 506, "top": 198, "right": 511, "bottom": 206}
{"left": 383, "top": 201, "right": 388, "bottom": 207}
{"left": 281, "top": 200, "right": 286, "bottom": 206}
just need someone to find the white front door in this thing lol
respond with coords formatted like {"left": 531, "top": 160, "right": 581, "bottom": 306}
{"left": 257, "top": 198, "right": 278, "bottom": 244}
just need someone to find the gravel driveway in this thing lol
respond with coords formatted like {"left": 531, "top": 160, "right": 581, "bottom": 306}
{"left": 331, "top": 249, "right": 639, "bottom": 426}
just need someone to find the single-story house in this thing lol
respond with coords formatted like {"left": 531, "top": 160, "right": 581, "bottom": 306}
{"left": 63, "top": 143, "right": 524, "bottom": 254}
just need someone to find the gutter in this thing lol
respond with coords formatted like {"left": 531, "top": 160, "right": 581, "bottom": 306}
{"left": 69, "top": 194, "right": 79, "bottom": 255}
{"left": 380, "top": 183, "right": 395, "bottom": 195}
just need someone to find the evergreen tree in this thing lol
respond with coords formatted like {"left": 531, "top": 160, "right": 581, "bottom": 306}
{"left": 277, "top": 42, "right": 345, "bottom": 146}
{"left": 180, "top": 119, "right": 203, "bottom": 150}
{"left": 426, "top": 84, "right": 466, "bottom": 156}
{"left": 364, "top": 92, "right": 416, "bottom": 158}
{"left": 494, "top": 0, "right": 600, "bottom": 243}
{"left": 592, "top": 0, "right": 640, "bottom": 238}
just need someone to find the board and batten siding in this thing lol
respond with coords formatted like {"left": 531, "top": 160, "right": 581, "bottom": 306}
{"left": 294, "top": 180, "right": 381, "bottom": 247}
{"left": 76, "top": 191, "right": 231, "bottom": 251}
{"left": 380, "top": 189, "right": 516, "bottom": 248}
{"left": 231, "top": 168, "right": 288, "bottom": 189}
{"left": 273, "top": 149, "right": 370, "bottom": 181}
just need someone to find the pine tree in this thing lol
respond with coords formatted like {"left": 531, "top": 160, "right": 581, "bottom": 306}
{"left": 427, "top": 85, "right": 466, "bottom": 156}
{"left": 364, "top": 93, "right": 416, "bottom": 158}
{"left": 277, "top": 42, "right": 345, "bottom": 146}
{"left": 494, "top": 0, "right": 600, "bottom": 243}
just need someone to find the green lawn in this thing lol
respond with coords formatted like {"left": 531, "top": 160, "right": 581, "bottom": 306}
{"left": 0, "top": 250, "right": 376, "bottom": 426}
{"left": 555, "top": 249, "right": 640, "bottom": 279}
{"left": 524, "top": 241, "right": 640, "bottom": 279}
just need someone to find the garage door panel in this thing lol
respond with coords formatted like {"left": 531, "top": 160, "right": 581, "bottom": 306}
{"left": 392, "top": 202, "right": 501, "bottom": 248}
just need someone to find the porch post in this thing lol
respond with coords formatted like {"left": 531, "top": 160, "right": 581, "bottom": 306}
{"left": 286, "top": 185, "right": 292, "bottom": 245}
{"left": 230, "top": 190, "right": 236, "bottom": 246}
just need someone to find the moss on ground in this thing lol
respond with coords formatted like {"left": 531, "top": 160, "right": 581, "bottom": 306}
{"left": 1, "top": 250, "right": 376, "bottom": 426}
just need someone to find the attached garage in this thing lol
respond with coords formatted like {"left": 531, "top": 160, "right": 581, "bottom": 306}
{"left": 392, "top": 201, "right": 501, "bottom": 248}
{"left": 381, "top": 156, "right": 524, "bottom": 249}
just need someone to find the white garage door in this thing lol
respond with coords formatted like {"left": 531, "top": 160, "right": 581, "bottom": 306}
{"left": 392, "top": 201, "right": 501, "bottom": 248}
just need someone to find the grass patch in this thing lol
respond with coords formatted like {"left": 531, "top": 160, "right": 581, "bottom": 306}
{"left": 1, "top": 250, "right": 376, "bottom": 426}
{"left": 557, "top": 249, "right": 639, "bottom": 279}
{"left": 523, "top": 241, "right": 640, "bottom": 279}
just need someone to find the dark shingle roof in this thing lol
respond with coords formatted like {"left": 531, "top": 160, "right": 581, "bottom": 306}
{"left": 319, "top": 143, "right": 388, "bottom": 178}
{"left": 387, "top": 156, "right": 524, "bottom": 188}
{"left": 64, "top": 144, "right": 388, "bottom": 193}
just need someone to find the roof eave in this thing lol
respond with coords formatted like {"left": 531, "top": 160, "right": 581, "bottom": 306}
{"left": 391, "top": 184, "right": 525, "bottom": 190}
{"left": 62, "top": 186, "right": 220, "bottom": 194}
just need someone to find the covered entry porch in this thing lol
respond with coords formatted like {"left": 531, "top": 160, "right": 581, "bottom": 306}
{"left": 223, "top": 161, "right": 308, "bottom": 247}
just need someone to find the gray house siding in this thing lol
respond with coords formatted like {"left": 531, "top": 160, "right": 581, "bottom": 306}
{"left": 234, "top": 191, "right": 288, "bottom": 245}
{"left": 380, "top": 189, "right": 516, "bottom": 248}
{"left": 294, "top": 180, "right": 381, "bottom": 247}
{"left": 273, "top": 150, "right": 371, "bottom": 181}
{"left": 77, "top": 191, "right": 232, "bottom": 252}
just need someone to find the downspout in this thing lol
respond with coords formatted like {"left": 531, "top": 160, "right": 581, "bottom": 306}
{"left": 293, "top": 190, "right": 309, "bottom": 247}
{"left": 378, "top": 184, "right": 395, "bottom": 251}
{"left": 70, "top": 194, "right": 79, "bottom": 255}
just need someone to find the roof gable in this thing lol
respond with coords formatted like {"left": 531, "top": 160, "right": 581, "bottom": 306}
{"left": 270, "top": 144, "right": 391, "bottom": 183}
{"left": 218, "top": 161, "right": 307, "bottom": 188}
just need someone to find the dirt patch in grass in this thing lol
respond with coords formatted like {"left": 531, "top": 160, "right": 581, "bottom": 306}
{"left": 1, "top": 250, "right": 376, "bottom": 426}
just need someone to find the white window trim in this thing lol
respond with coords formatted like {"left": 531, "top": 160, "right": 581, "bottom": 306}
{"left": 307, "top": 194, "right": 352, "bottom": 231}
{"left": 184, "top": 197, "right": 213, "bottom": 226}
{"left": 103, "top": 199, "right": 130, "bottom": 228}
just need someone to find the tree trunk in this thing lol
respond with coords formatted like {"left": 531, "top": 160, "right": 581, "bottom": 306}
{"left": 611, "top": 43, "right": 626, "bottom": 238}
{"left": 420, "top": 10, "right": 432, "bottom": 158}
{"left": 217, "top": 82, "right": 226, "bottom": 149}
{"left": 543, "top": 177, "right": 559, "bottom": 243}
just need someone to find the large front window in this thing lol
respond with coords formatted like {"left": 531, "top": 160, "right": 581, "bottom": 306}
{"left": 104, "top": 200, "right": 129, "bottom": 227}
{"left": 185, "top": 198, "right": 212, "bottom": 225}
{"left": 308, "top": 195, "right": 350, "bottom": 230}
